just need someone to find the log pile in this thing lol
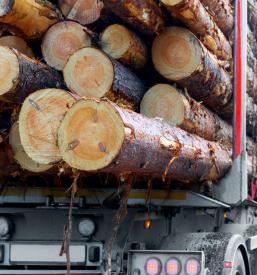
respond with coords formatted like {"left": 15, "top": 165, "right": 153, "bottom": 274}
{"left": 0, "top": 0, "right": 256, "bottom": 190}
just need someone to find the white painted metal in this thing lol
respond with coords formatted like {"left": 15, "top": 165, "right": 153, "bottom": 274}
{"left": 10, "top": 244, "right": 86, "bottom": 264}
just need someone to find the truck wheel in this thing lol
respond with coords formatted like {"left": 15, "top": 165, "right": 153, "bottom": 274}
{"left": 233, "top": 249, "right": 246, "bottom": 275}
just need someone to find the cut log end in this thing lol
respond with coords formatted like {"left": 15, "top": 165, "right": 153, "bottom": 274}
{"left": 59, "top": 0, "right": 104, "bottom": 25}
{"left": 58, "top": 99, "right": 125, "bottom": 171}
{"left": 0, "top": 46, "right": 19, "bottom": 97}
{"left": 63, "top": 47, "right": 114, "bottom": 98}
{"left": 19, "top": 89, "right": 76, "bottom": 165}
{"left": 152, "top": 27, "right": 202, "bottom": 81}
{"left": 101, "top": 24, "right": 147, "bottom": 69}
{"left": 140, "top": 84, "right": 185, "bottom": 126}
{"left": 42, "top": 21, "right": 91, "bottom": 70}
{"left": 9, "top": 122, "right": 52, "bottom": 172}
{"left": 0, "top": 0, "right": 14, "bottom": 17}
{"left": 161, "top": 0, "right": 182, "bottom": 5}
{"left": 0, "top": 36, "right": 34, "bottom": 58}
{"left": 101, "top": 24, "right": 132, "bottom": 59}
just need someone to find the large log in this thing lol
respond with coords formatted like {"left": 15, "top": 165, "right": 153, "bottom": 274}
{"left": 139, "top": 84, "right": 257, "bottom": 175}
{"left": 59, "top": 0, "right": 104, "bottom": 25}
{"left": 42, "top": 21, "right": 92, "bottom": 70}
{"left": 0, "top": 46, "right": 65, "bottom": 104}
{"left": 100, "top": 24, "right": 147, "bottom": 69}
{"left": 9, "top": 122, "right": 53, "bottom": 172}
{"left": 102, "top": 0, "right": 165, "bottom": 36}
{"left": 58, "top": 98, "right": 232, "bottom": 183}
{"left": 160, "top": 0, "right": 232, "bottom": 60}
{"left": 0, "top": 0, "right": 60, "bottom": 39}
{"left": 200, "top": 0, "right": 234, "bottom": 37}
{"left": 0, "top": 35, "right": 34, "bottom": 58}
{"left": 63, "top": 47, "right": 146, "bottom": 110}
{"left": 19, "top": 89, "right": 76, "bottom": 165}
{"left": 140, "top": 84, "right": 232, "bottom": 147}
{"left": 152, "top": 27, "right": 232, "bottom": 116}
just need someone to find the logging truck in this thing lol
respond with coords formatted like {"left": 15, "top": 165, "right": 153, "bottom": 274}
{"left": 1, "top": 0, "right": 257, "bottom": 275}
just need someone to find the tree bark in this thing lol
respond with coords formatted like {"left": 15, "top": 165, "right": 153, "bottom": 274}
{"left": 200, "top": 0, "right": 234, "bottom": 37}
{"left": 0, "top": 46, "right": 65, "bottom": 104}
{"left": 152, "top": 27, "right": 232, "bottom": 116}
{"left": 102, "top": 0, "right": 165, "bottom": 36}
{"left": 59, "top": 0, "right": 104, "bottom": 25}
{"left": 42, "top": 21, "right": 92, "bottom": 70}
{"left": 63, "top": 47, "right": 146, "bottom": 110}
{"left": 160, "top": 0, "right": 232, "bottom": 60}
{"left": 0, "top": 35, "right": 34, "bottom": 58}
{"left": 0, "top": 0, "right": 60, "bottom": 39}
{"left": 248, "top": 0, "right": 257, "bottom": 41}
{"left": 19, "top": 89, "right": 76, "bottom": 165}
{"left": 100, "top": 24, "right": 147, "bottom": 69}
{"left": 246, "top": 94, "right": 257, "bottom": 137}
{"left": 58, "top": 98, "right": 232, "bottom": 183}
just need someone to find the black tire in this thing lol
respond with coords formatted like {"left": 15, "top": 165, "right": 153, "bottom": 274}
{"left": 233, "top": 250, "right": 246, "bottom": 275}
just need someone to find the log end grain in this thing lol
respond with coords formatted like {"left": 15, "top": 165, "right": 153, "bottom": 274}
{"left": 42, "top": 21, "right": 92, "bottom": 70}
{"left": 63, "top": 47, "right": 114, "bottom": 98}
{"left": 19, "top": 89, "right": 76, "bottom": 165}
{"left": 140, "top": 84, "right": 185, "bottom": 126}
{"left": 10, "top": 122, "right": 52, "bottom": 172}
{"left": 58, "top": 98, "right": 125, "bottom": 171}
{"left": 101, "top": 24, "right": 147, "bottom": 69}
{"left": 67, "top": 0, "right": 104, "bottom": 25}
{"left": 152, "top": 27, "right": 202, "bottom": 81}
{"left": 0, "top": 46, "right": 19, "bottom": 97}
{"left": 161, "top": 0, "right": 182, "bottom": 5}
{"left": 0, "top": 36, "right": 34, "bottom": 58}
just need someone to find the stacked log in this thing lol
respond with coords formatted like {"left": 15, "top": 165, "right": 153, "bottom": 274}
{"left": 42, "top": 21, "right": 92, "bottom": 70}
{"left": 160, "top": 0, "right": 232, "bottom": 60}
{"left": 0, "top": 46, "right": 64, "bottom": 104}
{"left": 18, "top": 89, "right": 75, "bottom": 165}
{"left": 59, "top": 0, "right": 104, "bottom": 25}
{"left": 0, "top": 0, "right": 60, "bottom": 39}
{"left": 63, "top": 47, "right": 146, "bottom": 110}
{"left": 58, "top": 98, "right": 232, "bottom": 183}
{"left": 0, "top": 0, "right": 256, "bottom": 191}
{"left": 151, "top": 27, "right": 232, "bottom": 117}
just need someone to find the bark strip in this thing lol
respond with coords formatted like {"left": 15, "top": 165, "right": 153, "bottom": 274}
{"left": 103, "top": 0, "right": 165, "bottom": 36}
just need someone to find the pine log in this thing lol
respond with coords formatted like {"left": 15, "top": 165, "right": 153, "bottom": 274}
{"left": 140, "top": 84, "right": 233, "bottom": 147}
{"left": 152, "top": 27, "right": 232, "bottom": 116}
{"left": 63, "top": 47, "right": 146, "bottom": 110}
{"left": 102, "top": 0, "right": 165, "bottom": 36}
{"left": 58, "top": 98, "right": 232, "bottom": 182}
{"left": 100, "top": 24, "right": 147, "bottom": 69}
{"left": 9, "top": 122, "right": 52, "bottom": 172}
{"left": 0, "top": 35, "right": 34, "bottom": 58}
{"left": 139, "top": 84, "right": 257, "bottom": 175}
{"left": 200, "top": 0, "right": 234, "bottom": 37}
{"left": 160, "top": 0, "right": 232, "bottom": 60}
{"left": 59, "top": 0, "right": 104, "bottom": 25}
{"left": 0, "top": 0, "right": 60, "bottom": 39}
{"left": 0, "top": 46, "right": 65, "bottom": 104}
{"left": 19, "top": 89, "right": 76, "bottom": 165}
{"left": 42, "top": 21, "right": 92, "bottom": 70}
